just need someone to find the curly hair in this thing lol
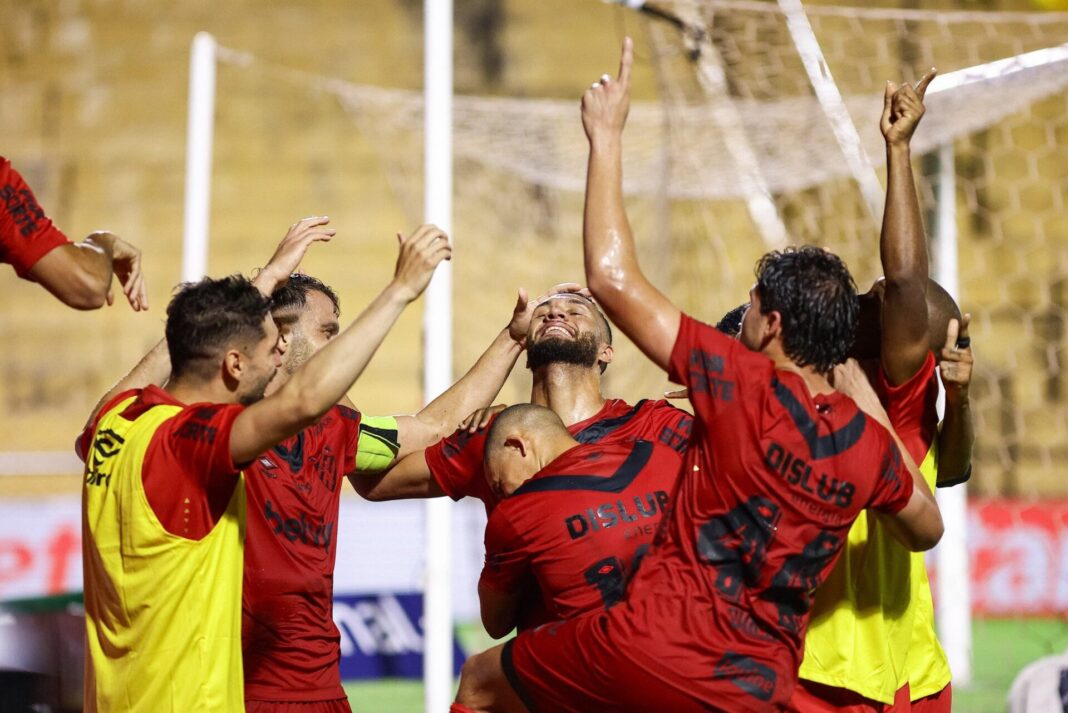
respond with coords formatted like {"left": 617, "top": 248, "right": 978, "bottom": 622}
{"left": 166, "top": 275, "right": 273, "bottom": 380}
{"left": 270, "top": 274, "right": 340, "bottom": 318}
{"left": 755, "top": 246, "right": 858, "bottom": 374}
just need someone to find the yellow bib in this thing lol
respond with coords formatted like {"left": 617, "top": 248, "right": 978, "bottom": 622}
{"left": 82, "top": 395, "right": 246, "bottom": 712}
{"left": 798, "top": 442, "right": 950, "bottom": 704}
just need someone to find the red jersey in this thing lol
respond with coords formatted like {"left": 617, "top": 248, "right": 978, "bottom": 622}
{"left": 481, "top": 440, "right": 680, "bottom": 623}
{"left": 426, "top": 398, "right": 693, "bottom": 513}
{"left": 0, "top": 157, "right": 70, "bottom": 278}
{"left": 872, "top": 352, "right": 938, "bottom": 464}
{"left": 77, "top": 386, "right": 245, "bottom": 538}
{"left": 242, "top": 405, "right": 362, "bottom": 703}
{"left": 504, "top": 314, "right": 916, "bottom": 712}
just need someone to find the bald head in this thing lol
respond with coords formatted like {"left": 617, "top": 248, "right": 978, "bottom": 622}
{"left": 924, "top": 280, "right": 962, "bottom": 353}
{"left": 853, "top": 277, "right": 962, "bottom": 359}
{"left": 484, "top": 404, "right": 577, "bottom": 498}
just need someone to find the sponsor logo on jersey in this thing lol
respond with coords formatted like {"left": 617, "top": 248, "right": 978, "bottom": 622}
{"left": 564, "top": 490, "right": 670, "bottom": 540}
{"left": 263, "top": 499, "right": 334, "bottom": 552}
{"left": 764, "top": 442, "right": 855, "bottom": 508}
{"left": 714, "top": 651, "right": 777, "bottom": 701}
{"left": 85, "top": 428, "right": 125, "bottom": 488}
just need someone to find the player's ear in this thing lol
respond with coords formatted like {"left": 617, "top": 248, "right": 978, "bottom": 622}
{"left": 598, "top": 343, "right": 615, "bottom": 368}
{"left": 763, "top": 310, "right": 783, "bottom": 345}
{"left": 223, "top": 349, "right": 242, "bottom": 379}
{"left": 504, "top": 435, "right": 527, "bottom": 459}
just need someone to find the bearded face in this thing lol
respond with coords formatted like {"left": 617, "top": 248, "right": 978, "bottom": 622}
{"left": 526, "top": 331, "right": 601, "bottom": 370}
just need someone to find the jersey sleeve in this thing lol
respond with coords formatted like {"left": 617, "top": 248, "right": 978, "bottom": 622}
{"left": 479, "top": 510, "right": 531, "bottom": 594}
{"left": 0, "top": 158, "right": 71, "bottom": 278}
{"left": 159, "top": 403, "right": 247, "bottom": 483}
{"left": 643, "top": 400, "right": 695, "bottom": 455}
{"left": 867, "top": 426, "right": 916, "bottom": 515}
{"left": 424, "top": 425, "right": 493, "bottom": 502}
{"left": 877, "top": 352, "right": 938, "bottom": 465}
{"left": 667, "top": 313, "right": 767, "bottom": 426}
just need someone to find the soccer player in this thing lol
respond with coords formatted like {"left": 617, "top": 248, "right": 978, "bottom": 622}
{"left": 76, "top": 222, "right": 449, "bottom": 712}
{"left": 477, "top": 404, "right": 681, "bottom": 638}
{"left": 1, "top": 156, "right": 147, "bottom": 310}
{"left": 792, "top": 72, "right": 974, "bottom": 713}
{"left": 241, "top": 235, "right": 541, "bottom": 712}
{"left": 450, "top": 38, "right": 943, "bottom": 713}
{"left": 352, "top": 290, "right": 692, "bottom": 517}
{"left": 81, "top": 218, "right": 527, "bottom": 712}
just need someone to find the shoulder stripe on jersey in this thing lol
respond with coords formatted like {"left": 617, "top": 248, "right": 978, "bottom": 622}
{"left": 511, "top": 440, "right": 653, "bottom": 495}
{"left": 573, "top": 399, "right": 649, "bottom": 444}
{"left": 771, "top": 377, "right": 866, "bottom": 459}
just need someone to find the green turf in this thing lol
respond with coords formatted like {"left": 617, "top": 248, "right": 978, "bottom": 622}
{"left": 345, "top": 618, "right": 1068, "bottom": 712}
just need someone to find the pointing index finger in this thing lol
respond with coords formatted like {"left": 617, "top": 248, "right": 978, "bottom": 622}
{"left": 915, "top": 67, "right": 937, "bottom": 99}
{"left": 618, "top": 36, "right": 633, "bottom": 86}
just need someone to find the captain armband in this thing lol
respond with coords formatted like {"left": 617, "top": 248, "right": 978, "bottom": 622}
{"left": 353, "top": 415, "right": 401, "bottom": 473}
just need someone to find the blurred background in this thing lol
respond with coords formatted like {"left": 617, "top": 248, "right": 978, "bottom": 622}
{"left": 2, "top": 0, "right": 1067, "bottom": 711}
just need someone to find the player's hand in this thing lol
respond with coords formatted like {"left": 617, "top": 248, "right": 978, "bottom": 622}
{"left": 507, "top": 282, "right": 591, "bottom": 346}
{"left": 91, "top": 232, "right": 148, "bottom": 312}
{"left": 459, "top": 404, "right": 507, "bottom": 433}
{"left": 833, "top": 359, "right": 892, "bottom": 429}
{"left": 664, "top": 387, "right": 689, "bottom": 400}
{"left": 581, "top": 36, "right": 633, "bottom": 144}
{"left": 881, "top": 68, "right": 936, "bottom": 148}
{"left": 391, "top": 224, "right": 452, "bottom": 302}
{"left": 254, "top": 216, "right": 336, "bottom": 296}
{"left": 939, "top": 314, "right": 972, "bottom": 405}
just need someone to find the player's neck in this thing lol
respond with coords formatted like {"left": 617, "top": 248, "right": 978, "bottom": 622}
{"left": 165, "top": 376, "right": 242, "bottom": 407}
{"left": 773, "top": 359, "right": 835, "bottom": 397}
{"left": 529, "top": 364, "right": 606, "bottom": 427}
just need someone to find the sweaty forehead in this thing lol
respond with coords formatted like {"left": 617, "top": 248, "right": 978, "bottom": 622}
{"left": 534, "top": 294, "right": 595, "bottom": 312}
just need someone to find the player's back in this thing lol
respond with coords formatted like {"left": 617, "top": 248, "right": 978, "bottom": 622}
{"left": 599, "top": 314, "right": 915, "bottom": 708}
{"left": 485, "top": 440, "right": 679, "bottom": 622}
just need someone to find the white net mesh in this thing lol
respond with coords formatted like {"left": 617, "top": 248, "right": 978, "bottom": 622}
{"left": 218, "top": 2, "right": 1068, "bottom": 500}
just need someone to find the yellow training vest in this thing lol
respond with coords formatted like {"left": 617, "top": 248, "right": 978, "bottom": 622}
{"left": 798, "top": 441, "right": 951, "bottom": 704}
{"left": 82, "top": 395, "right": 246, "bottom": 712}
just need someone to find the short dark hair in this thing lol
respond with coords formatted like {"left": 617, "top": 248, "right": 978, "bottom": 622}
{"left": 755, "top": 246, "right": 858, "bottom": 374}
{"left": 270, "top": 274, "right": 340, "bottom": 318}
{"left": 166, "top": 275, "right": 273, "bottom": 380}
{"left": 715, "top": 303, "right": 748, "bottom": 337}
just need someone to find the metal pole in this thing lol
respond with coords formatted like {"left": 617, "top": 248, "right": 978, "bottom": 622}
{"left": 777, "top": 0, "right": 885, "bottom": 225}
{"left": 181, "top": 32, "right": 216, "bottom": 282}
{"left": 423, "top": 0, "right": 455, "bottom": 709}
{"left": 932, "top": 141, "right": 972, "bottom": 686}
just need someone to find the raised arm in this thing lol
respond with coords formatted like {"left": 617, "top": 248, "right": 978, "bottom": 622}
{"left": 879, "top": 70, "right": 936, "bottom": 385}
{"left": 387, "top": 286, "right": 536, "bottom": 460}
{"left": 348, "top": 283, "right": 563, "bottom": 500}
{"left": 229, "top": 225, "right": 451, "bottom": 464}
{"left": 834, "top": 359, "right": 943, "bottom": 551}
{"left": 936, "top": 315, "right": 974, "bottom": 487}
{"left": 581, "top": 37, "right": 680, "bottom": 371}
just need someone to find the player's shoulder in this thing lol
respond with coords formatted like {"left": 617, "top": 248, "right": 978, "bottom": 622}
{"left": 440, "top": 420, "right": 491, "bottom": 459}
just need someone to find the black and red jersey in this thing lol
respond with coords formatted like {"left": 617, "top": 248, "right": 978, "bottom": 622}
{"left": 242, "top": 405, "right": 362, "bottom": 702}
{"left": 425, "top": 398, "right": 692, "bottom": 514}
{"left": 481, "top": 440, "right": 680, "bottom": 623}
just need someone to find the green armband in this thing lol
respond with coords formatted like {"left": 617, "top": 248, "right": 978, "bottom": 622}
{"left": 354, "top": 415, "right": 401, "bottom": 473}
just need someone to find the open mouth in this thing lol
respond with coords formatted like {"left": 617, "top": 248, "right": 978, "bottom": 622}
{"left": 539, "top": 324, "right": 574, "bottom": 339}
